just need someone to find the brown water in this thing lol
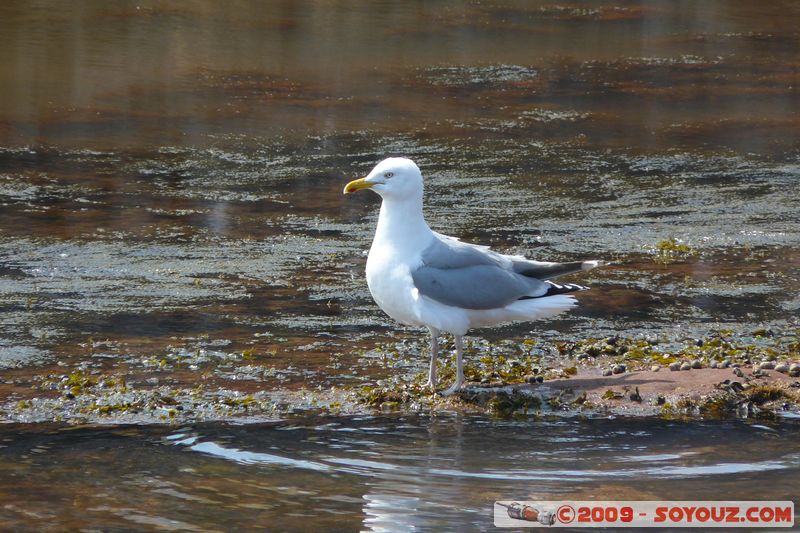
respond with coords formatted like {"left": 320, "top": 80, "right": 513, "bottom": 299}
{"left": 2, "top": 416, "right": 800, "bottom": 531}
{"left": 1, "top": 1, "right": 800, "bottom": 529}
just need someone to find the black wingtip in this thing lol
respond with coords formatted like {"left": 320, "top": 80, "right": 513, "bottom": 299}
{"left": 543, "top": 281, "right": 589, "bottom": 296}
{"left": 518, "top": 281, "right": 589, "bottom": 301}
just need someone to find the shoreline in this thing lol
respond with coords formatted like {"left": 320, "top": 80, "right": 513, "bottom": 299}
{"left": 3, "top": 330, "right": 799, "bottom": 425}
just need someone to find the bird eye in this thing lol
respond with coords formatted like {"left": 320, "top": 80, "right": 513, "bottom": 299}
{"left": 384, "top": 172, "right": 394, "bottom": 179}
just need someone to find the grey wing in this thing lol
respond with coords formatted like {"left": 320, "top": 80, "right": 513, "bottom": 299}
{"left": 415, "top": 232, "right": 593, "bottom": 309}
{"left": 421, "top": 232, "right": 505, "bottom": 269}
{"left": 423, "top": 233, "right": 597, "bottom": 278}
{"left": 411, "top": 264, "right": 549, "bottom": 310}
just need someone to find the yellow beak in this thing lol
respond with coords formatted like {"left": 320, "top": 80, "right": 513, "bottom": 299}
{"left": 343, "top": 177, "right": 374, "bottom": 194}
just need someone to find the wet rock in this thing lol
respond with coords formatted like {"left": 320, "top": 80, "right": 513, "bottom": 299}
{"left": 655, "top": 395, "right": 666, "bottom": 405}
{"left": 695, "top": 339, "right": 704, "bottom": 347}
{"left": 535, "top": 376, "right": 544, "bottom": 384}
{"left": 774, "top": 363, "right": 789, "bottom": 374}
{"left": 602, "top": 368, "right": 613, "bottom": 377}
{"left": 669, "top": 362, "right": 682, "bottom": 371}
{"left": 612, "top": 364, "right": 626, "bottom": 374}
{"left": 691, "top": 359, "right": 703, "bottom": 369}
{"left": 737, "top": 401, "right": 756, "bottom": 418}
{"left": 629, "top": 387, "right": 642, "bottom": 402}
{"left": 680, "top": 362, "right": 692, "bottom": 371}
{"left": 651, "top": 365, "right": 660, "bottom": 372}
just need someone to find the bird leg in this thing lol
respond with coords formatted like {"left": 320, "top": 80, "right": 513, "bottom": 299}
{"left": 424, "top": 327, "right": 439, "bottom": 390}
{"left": 442, "top": 335, "right": 465, "bottom": 396}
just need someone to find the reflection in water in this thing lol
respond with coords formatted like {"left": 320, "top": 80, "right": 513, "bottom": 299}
{"left": 1, "top": 416, "right": 799, "bottom": 530}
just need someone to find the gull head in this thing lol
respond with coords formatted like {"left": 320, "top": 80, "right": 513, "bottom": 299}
{"left": 343, "top": 157, "right": 423, "bottom": 201}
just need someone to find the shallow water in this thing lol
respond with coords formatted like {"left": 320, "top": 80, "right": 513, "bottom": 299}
{"left": 1, "top": 1, "right": 800, "bottom": 528}
{"left": 1, "top": 415, "right": 799, "bottom": 531}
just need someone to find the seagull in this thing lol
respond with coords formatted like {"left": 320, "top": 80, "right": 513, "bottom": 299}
{"left": 344, "top": 157, "right": 603, "bottom": 395}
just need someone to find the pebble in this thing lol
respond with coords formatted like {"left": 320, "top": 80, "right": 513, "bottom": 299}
{"left": 602, "top": 368, "right": 613, "bottom": 377}
{"left": 525, "top": 375, "right": 537, "bottom": 384}
{"left": 612, "top": 364, "right": 626, "bottom": 375}
{"left": 710, "top": 360, "right": 718, "bottom": 369}
{"left": 651, "top": 365, "right": 660, "bottom": 372}
{"left": 680, "top": 362, "right": 692, "bottom": 371}
{"left": 669, "top": 362, "right": 682, "bottom": 371}
{"left": 789, "top": 363, "right": 800, "bottom": 377}
{"left": 758, "top": 361, "right": 776, "bottom": 370}
{"left": 691, "top": 359, "right": 703, "bottom": 369}
{"left": 733, "top": 367, "right": 744, "bottom": 378}
{"left": 775, "top": 363, "right": 789, "bottom": 374}
{"left": 720, "top": 359, "right": 731, "bottom": 369}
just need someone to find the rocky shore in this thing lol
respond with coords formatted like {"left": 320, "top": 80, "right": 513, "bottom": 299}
{"left": 4, "top": 330, "right": 798, "bottom": 425}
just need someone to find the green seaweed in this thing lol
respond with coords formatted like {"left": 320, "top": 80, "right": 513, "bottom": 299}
{"left": 653, "top": 237, "right": 698, "bottom": 264}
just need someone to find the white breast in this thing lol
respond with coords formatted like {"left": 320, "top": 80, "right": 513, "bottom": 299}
{"left": 365, "top": 244, "right": 425, "bottom": 328}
